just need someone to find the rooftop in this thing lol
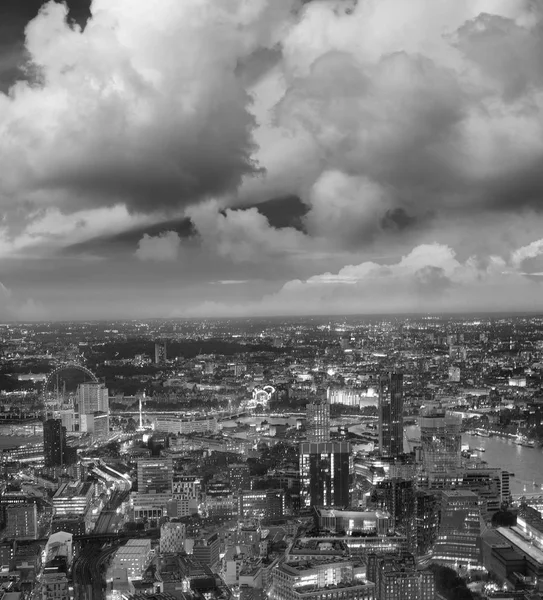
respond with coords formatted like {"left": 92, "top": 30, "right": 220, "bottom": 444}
{"left": 496, "top": 528, "right": 543, "bottom": 565}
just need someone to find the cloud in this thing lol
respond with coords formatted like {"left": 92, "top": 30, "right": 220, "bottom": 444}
{"left": 0, "top": 282, "right": 47, "bottom": 322}
{"left": 240, "top": 0, "right": 543, "bottom": 251}
{"left": 135, "top": 231, "right": 182, "bottom": 262}
{"left": 181, "top": 240, "right": 543, "bottom": 317}
{"left": 187, "top": 201, "right": 308, "bottom": 263}
{"left": 0, "top": 0, "right": 300, "bottom": 215}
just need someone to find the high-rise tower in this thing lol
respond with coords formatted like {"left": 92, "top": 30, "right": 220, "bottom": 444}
{"left": 419, "top": 403, "right": 462, "bottom": 474}
{"left": 43, "top": 418, "right": 66, "bottom": 467}
{"left": 378, "top": 373, "right": 404, "bottom": 457}
{"left": 299, "top": 441, "right": 351, "bottom": 508}
{"left": 306, "top": 399, "right": 330, "bottom": 443}
{"left": 77, "top": 382, "right": 109, "bottom": 415}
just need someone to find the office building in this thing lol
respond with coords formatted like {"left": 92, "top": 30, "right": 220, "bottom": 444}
{"left": 228, "top": 463, "right": 251, "bottom": 491}
{"left": 111, "top": 538, "right": 151, "bottom": 580}
{"left": 130, "top": 492, "right": 174, "bottom": 524}
{"left": 367, "top": 553, "right": 435, "bottom": 600}
{"left": 77, "top": 382, "right": 109, "bottom": 415}
{"left": 43, "top": 419, "right": 66, "bottom": 467}
{"left": 5, "top": 503, "right": 38, "bottom": 540}
{"left": 172, "top": 475, "right": 200, "bottom": 517}
{"left": 419, "top": 404, "right": 461, "bottom": 474}
{"left": 372, "top": 478, "right": 417, "bottom": 551}
{"left": 53, "top": 482, "right": 93, "bottom": 518}
{"left": 378, "top": 373, "right": 404, "bottom": 457}
{"left": 270, "top": 559, "right": 375, "bottom": 600}
{"left": 160, "top": 521, "right": 186, "bottom": 554}
{"left": 432, "top": 490, "right": 482, "bottom": 568}
{"left": 137, "top": 458, "right": 173, "bottom": 494}
{"left": 193, "top": 532, "right": 220, "bottom": 569}
{"left": 238, "top": 489, "right": 285, "bottom": 519}
{"left": 299, "top": 441, "right": 351, "bottom": 508}
{"left": 416, "top": 491, "right": 439, "bottom": 556}
{"left": 155, "top": 341, "right": 167, "bottom": 365}
{"left": 306, "top": 399, "right": 330, "bottom": 443}
{"left": 314, "top": 507, "right": 391, "bottom": 535}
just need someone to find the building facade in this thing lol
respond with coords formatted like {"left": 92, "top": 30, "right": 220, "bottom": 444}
{"left": 306, "top": 400, "right": 330, "bottom": 443}
{"left": 378, "top": 373, "right": 404, "bottom": 457}
{"left": 137, "top": 458, "right": 173, "bottom": 494}
{"left": 299, "top": 442, "right": 351, "bottom": 508}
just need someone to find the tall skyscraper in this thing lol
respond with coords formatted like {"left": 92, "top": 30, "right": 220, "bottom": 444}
{"left": 432, "top": 490, "right": 482, "bottom": 568}
{"left": 77, "top": 382, "right": 109, "bottom": 415}
{"left": 44, "top": 418, "right": 66, "bottom": 467}
{"left": 419, "top": 403, "right": 462, "bottom": 474}
{"left": 137, "top": 458, "right": 173, "bottom": 494}
{"left": 299, "top": 441, "right": 351, "bottom": 508}
{"left": 306, "top": 399, "right": 330, "bottom": 442}
{"left": 372, "top": 478, "right": 417, "bottom": 552}
{"left": 155, "top": 341, "right": 167, "bottom": 365}
{"left": 378, "top": 373, "right": 404, "bottom": 457}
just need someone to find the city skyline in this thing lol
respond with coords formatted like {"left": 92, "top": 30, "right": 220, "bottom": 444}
{"left": 1, "top": 0, "right": 543, "bottom": 320}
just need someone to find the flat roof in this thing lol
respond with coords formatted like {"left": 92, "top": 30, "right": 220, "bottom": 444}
{"left": 497, "top": 528, "right": 543, "bottom": 565}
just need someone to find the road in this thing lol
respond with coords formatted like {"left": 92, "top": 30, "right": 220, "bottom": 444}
{"left": 72, "top": 488, "right": 129, "bottom": 600}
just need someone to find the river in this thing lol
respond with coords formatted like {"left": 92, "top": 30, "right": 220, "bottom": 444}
{"left": 405, "top": 425, "right": 543, "bottom": 497}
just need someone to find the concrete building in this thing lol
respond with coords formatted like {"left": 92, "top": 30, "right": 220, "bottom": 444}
{"left": 137, "top": 458, "right": 173, "bottom": 494}
{"left": 432, "top": 490, "right": 482, "bottom": 568}
{"left": 270, "top": 559, "right": 374, "bottom": 600}
{"left": 367, "top": 553, "right": 435, "bottom": 600}
{"left": 160, "top": 522, "right": 186, "bottom": 554}
{"left": 193, "top": 532, "right": 220, "bottom": 569}
{"left": 238, "top": 489, "right": 285, "bottom": 519}
{"left": 172, "top": 475, "right": 201, "bottom": 517}
{"left": 111, "top": 539, "right": 152, "bottom": 580}
{"left": 52, "top": 482, "right": 93, "bottom": 517}
{"left": 5, "top": 504, "right": 38, "bottom": 540}
{"left": 77, "top": 382, "right": 109, "bottom": 415}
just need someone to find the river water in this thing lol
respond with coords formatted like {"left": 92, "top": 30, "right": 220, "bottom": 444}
{"left": 405, "top": 425, "right": 543, "bottom": 497}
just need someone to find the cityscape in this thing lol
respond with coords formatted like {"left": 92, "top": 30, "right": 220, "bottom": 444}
{"left": 0, "top": 315, "right": 542, "bottom": 600}
{"left": 2, "top": 0, "right": 543, "bottom": 600}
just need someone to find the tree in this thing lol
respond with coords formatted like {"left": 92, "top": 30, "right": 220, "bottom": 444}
{"left": 491, "top": 510, "right": 516, "bottom": 527}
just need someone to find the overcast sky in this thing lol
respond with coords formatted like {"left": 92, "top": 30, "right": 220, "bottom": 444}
{"left": 1, "top": 0, "right": 543, "bottom": 320}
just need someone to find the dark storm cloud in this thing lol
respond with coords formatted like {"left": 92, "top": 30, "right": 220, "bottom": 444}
{"left": 0, "top": 0, "right": 90, "bottom": 91}
{"left": 0, "top": 1, "right": 299, "bottom": 215}
{"left": 63, "top": 195, "right": 308, "bottom": 256}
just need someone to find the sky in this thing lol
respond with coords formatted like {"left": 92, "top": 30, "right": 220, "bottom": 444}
{"left": 1, "top": 0, "right": 543, "bottom": 320}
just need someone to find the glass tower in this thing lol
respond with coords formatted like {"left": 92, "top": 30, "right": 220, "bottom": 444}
{"left": 306, "top": 399, "right": 330, "bottom": 443}
{"left": 378, "top": 373, "right": 404, "bottom": 457}
{"left": 419, "top": 403, "right": 462, "bottom": 474}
